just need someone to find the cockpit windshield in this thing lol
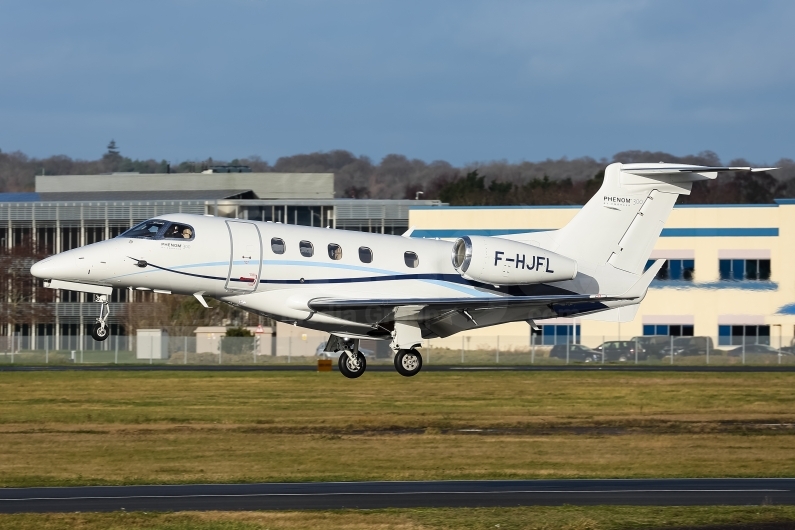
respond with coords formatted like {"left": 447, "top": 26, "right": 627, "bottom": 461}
{"left": 120, "top": 220, "right": 167, "bottom": 239}
{"left": 119, "top": 219, "right": 196, "bottom": 240}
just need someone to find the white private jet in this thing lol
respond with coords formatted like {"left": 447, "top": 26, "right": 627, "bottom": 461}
{"left": 30, "top": 163, "right": 773, "bottom": 378}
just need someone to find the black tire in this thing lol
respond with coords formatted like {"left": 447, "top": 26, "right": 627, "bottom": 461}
{"left": 91, "top": 323, "right": 110, "bottom": 342}
{"left": 338, "top": 351, "right": 366, "bottom": 379}
{"left": 394, "top": 349, "right": 422, "bottom": 377}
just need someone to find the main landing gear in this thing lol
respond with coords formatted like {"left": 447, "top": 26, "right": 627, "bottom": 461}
{"left": 90, "top": 295, "right": 110, "bottom": 342}
{"left": 394, "top": 348, "right": 422, "bottom": 377}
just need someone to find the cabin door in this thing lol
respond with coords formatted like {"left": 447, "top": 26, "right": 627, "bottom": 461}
{"left": 225, "top": 221, "right": 262, "bottom": 292}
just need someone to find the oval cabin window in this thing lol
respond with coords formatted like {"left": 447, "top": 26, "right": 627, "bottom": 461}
{"left": 404, "top": 251, "right": 419, "bottom": 268}
{"left": 358, "top": 246, "right": 373, "bottom": 263}
{"left": 271, "top": 238, "right": 285, "bottom": 254}
{"left": 299, "top": 240, "right": 314, "bottom": 257}
{"left": 328, "top": 243, "right": 342, "bottom": 260}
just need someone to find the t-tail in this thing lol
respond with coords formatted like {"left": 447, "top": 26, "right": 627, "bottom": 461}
{"left": 506, "top": 162, "right": 776, "bottom": 321}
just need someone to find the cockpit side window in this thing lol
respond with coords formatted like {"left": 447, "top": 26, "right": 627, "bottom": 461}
{"left": 119, "top": 219, "right": 168, "bottom": 239}
{"left": 163, "top": 223, "right": 195, "bottom": 240}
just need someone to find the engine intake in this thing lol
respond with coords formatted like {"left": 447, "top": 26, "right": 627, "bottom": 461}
{"left": 451, "top": 235, "right": 577, "bottom": 285}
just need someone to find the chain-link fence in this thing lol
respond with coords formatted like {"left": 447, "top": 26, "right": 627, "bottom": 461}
{"left": 0, "top": 332, "right": 793, "bottom": 366}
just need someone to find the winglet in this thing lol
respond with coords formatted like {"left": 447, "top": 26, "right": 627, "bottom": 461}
{"left": 193, "top": 292, "right": 210, "bottom": 308}
{"left": 620, "top": 259, "right": 665, "bottom": 299}
{"left": 402, "top": 226, "right": 416, "bottom": 238}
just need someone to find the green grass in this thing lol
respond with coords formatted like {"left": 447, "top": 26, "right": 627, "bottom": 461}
{"left": 3, "top": 506, "right": 795, "bottom": 530}
{"left": 1, "top": 371, "right": 795, "bottom": 487}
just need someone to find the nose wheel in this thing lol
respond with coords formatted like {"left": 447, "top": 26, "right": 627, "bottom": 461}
{"left": 91, "top": 295, "right": 111, "bottom": 342}
{"left": 338, "top": 350, "right": 366, "bottom": 378}
{"left": 394, "top": 349, "right": 422, "bottom": 377}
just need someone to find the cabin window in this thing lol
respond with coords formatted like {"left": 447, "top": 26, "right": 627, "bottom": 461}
{"left": 328, "top": 243, "right": 342, "bottom": 260}
{"left": 299, "top": 240, "right": 314, "bottom": 257}
{"left": 359, "top": 246, "right": 373, "bottom": 263}
{"left": 119, "top": 219, "right": 167, "bottom": 239}
{"left": 404, "top": 251, "right": 419, "bottom": 268}
{"left": 271, "top": 237, "right": 285, "bottom": 254}
{"left": 163, "top": 223, "right": 195, "bottom": 240}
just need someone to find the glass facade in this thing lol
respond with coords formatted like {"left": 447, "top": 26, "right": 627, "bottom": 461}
{"left": 540, "top": 325, "right": 581, "bottom": 345}
{"left": 718, "top": 325, "right": 770, "bottom": 346}
{"left": 642, "top": 325, "right": 694, "bottom": 336}
{"left": 719, "top": 259, "right": 771, "bottom": 281}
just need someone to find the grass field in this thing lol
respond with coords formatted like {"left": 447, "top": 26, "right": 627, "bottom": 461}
{"left": 3, "top": 506, "right": 795, "bottom": 530}
{"left": 1, "top": 370, "right": 795, "bottom": 487}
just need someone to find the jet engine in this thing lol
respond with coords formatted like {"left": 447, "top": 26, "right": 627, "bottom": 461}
{"left": 451, "top": 235, "right": 577, "bottom": 285}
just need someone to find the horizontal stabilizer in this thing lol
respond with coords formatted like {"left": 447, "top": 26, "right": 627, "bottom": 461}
{"left": 623, "top": 164, "right": 777, "bottom": 178}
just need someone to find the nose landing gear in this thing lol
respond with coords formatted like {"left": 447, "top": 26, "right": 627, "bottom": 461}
{"left": 338, "top": 349, "right": 367, "bottom": 379}
{"left": 90, "top": 294, "right": 110, "bottom": 342}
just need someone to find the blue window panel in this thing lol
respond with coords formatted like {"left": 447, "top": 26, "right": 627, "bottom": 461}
{"left": 575, "top": 325, "right": 581, "bottom": 344}
{"left": 644, "top": 260, "right": 654, "bottom": 272}
{"left": 732, "top": 259, "right": 745, "bottom": 280}
{"left": 760, "top": 260, "right": 771, "bottom": 280}
{"left": 643, "top": 325, "right": 655, "bottom": 336}
{"left": 759, "top": 325, "right": 770, "bottom": 345}
{"left": 670, "top": 325, "right": 682, "bottom": 336}
{"left": 669, "top": 260, "right": 682, "bottom": 280}
{"left": 555, "top": 325, "right": 568, "bottom": 344}
{"left": 731, "top": 325, "right": 744, "bottom": 346}
{"left": 683, "top": 325, "right": 694, "bottom": 336}
{"left": 655, "top": 325, "right": 668, "bottom": 336}
{"left": 542, "top": 325, "right": 555, "bottom": 345}
{"left": 719, "top": 325, "right": 731, "bottom": 346}
{"left": 719, "top": 260, "right": 731, "bottom": 280}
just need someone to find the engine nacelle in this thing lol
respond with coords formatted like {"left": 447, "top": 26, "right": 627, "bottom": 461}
{"left": 451, "top": 235, "right": 577, "bottom": 285}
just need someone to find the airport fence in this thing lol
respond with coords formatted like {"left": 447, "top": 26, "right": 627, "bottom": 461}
{"left": 0, "top": 332, "right": 794, "bottom": 366}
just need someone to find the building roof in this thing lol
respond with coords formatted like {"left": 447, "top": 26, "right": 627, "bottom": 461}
{"left": 36, "top": 190, "right": 256, "bottom": 201}
{"left": 35, "top": 172, "right": 334, "bottom": 199}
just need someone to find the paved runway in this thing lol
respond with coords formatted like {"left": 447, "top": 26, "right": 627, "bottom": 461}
{"left": 3, "top": 364, "right": 795, "bottom": 372}
{"left": 1, "top": 479, "right": 793, "bottom": 513}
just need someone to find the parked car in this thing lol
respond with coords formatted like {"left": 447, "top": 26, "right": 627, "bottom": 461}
{"left": 594, "top": 341, "right": 645, "bottom": 362}
{"left": 316, "top": 341, "right": 375, "bottom": 359}
{"left": 728, "top": 344, "right": 787, "bottom": 356}
{"left": 631, "top": 336, "right": 672, "bottom": 359}
{"left": 659, "top": 336, "right": 715, "bottom": 357}
{"left": 549, "top": 343, "right": 601, "bottom": 362}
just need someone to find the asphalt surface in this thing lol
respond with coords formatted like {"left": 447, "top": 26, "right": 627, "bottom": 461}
{"left": 0, "top": 479, "right": 792, "bottom": 513}
{"left": 2, "top": 364, "right": 795, "bottom": 372}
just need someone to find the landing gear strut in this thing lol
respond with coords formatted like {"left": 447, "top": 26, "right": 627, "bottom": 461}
{"left": 91, "top": 294, "right": 110, "bottom": 342}
{"left": 394, "top": 349, "right": 422, "bottom": 377}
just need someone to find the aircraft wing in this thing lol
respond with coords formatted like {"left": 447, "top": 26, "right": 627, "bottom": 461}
{"left": 309, "top": 293, "right": 630, "bottom": 314}
{"left": 308, "top": 293, "right": 635, "bottom": 331}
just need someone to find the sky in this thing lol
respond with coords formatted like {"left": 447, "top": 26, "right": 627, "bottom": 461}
{"left": 0, "top": 0, "right": 793, "bottom": 166}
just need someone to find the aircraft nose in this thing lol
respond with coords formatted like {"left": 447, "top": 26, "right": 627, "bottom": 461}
{"left": 30, "top": 257, "right": 54, "bottom": 279}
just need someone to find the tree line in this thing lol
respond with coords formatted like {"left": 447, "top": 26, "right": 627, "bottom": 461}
{"left": 1, "top": 141, "right": 794, "bottom": 205}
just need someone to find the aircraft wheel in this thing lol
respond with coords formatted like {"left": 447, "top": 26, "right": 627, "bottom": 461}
{"left": 338, "top": 351, "right": 366, "bottom": 379}
{"left": 91, "top": 323, "right": 110, "bottom": 342}
{"left": 394, "top": 349, "right": 422, "bottom": 377}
